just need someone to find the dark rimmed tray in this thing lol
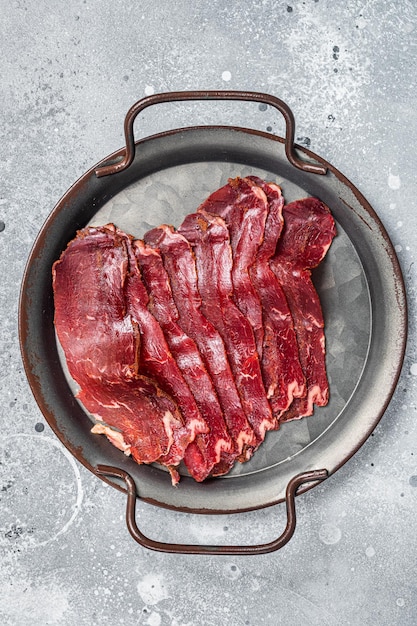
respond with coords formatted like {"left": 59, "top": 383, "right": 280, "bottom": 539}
{"left": 19, "top": 92, "right": 407, "bottom": 552}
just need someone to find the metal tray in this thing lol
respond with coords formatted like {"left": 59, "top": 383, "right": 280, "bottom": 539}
{"left": 19, "top": 92, "right": 407, "bottom": 554}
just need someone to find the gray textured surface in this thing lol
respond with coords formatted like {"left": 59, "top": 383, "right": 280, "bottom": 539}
{"left": 1, "top": 1, "right": 416, "bottom": 624}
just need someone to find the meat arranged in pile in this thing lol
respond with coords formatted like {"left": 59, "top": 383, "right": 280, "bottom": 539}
{"left": 52, "top": 177, "right": 336, "bottom": 484}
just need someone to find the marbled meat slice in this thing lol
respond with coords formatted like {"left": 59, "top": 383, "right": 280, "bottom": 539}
{"left": 270, "top": 197, "right": 336, "bottom": 421}
{"left": 52, "top": 225, "right": 138, "bottom": 384}
{"left": 247, "top": 176, "right": 306, "bottom": 417}
{"left": 197, "top": 177, "right": 266, "bottom": 357}
{"left": 119, "top": 228, "right": 209, "bottom": 472}
{"left": 84, "top": 377, "right": 184, "bottom": 485}
{"left": 178, "top": 211, "right": 276, "bottom": 440}
{"left": 144, "top": 225, "right": 256, "bottom": 472}
{"left": 134, "top": 239, "right": 240, "bottom": 481}
{"left": 52, "top": 224, "right": 192, "bottom": 483}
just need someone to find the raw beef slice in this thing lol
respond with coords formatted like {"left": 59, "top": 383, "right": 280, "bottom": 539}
{"left": 248, "top": 176, "right": 306, "bottom": 417}
{"left": 270, "top": 197, "right": 336, "bottom": 420}
{"left": 178, "top": 210, "right": 276, "bottom": 440}
{"left": 52, "top": 224, "right": 196, "bottom": 483}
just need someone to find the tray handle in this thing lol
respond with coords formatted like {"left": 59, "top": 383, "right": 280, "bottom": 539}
{"left": 95, "top": 91, "right": 327, "bottom": 178}
{"left": 96, "top": 465, "right": 328, "bottom": 555}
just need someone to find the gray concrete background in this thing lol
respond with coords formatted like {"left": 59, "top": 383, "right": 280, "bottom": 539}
{"left": 1, "top": 1, "right": 417, "bottom": 624}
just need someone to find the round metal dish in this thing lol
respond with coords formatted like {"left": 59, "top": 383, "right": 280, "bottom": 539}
{"left": 19, "top": 93, "right": 407, "bottom": 521}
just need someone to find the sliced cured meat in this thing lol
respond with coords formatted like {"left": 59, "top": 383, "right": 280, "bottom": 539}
{"left": 52, "top": 225, "right": 189, "bottom": 482}
{"left": 270, "top": 272, "right": 328, "bottom": 421}
{"left": 178, "top": 211, "right": 276, "bottom": 440}
{"left": 52, "top": 225, "right": 138, "bottom": 384}
{"left": 144, "top": 225, "right": 256, "bottom": 468}
{"left": 270, "top": 197, "right": 336, "bottom": 420}
{"left": 81, "top": 377, "right": 184, "bottom": 485}
{"left": 119, "top": 230, "right": 210, "bottom": 475}
{"left": 247, "top": 177, "right": 306, "bottom": 417}
{"left": 134, "top": 239, "right": 238, "bottom": 481}
{"left": 197, "top": 177, "right": 266, "bottom": 357}
{"left": 275, "top": 197, "right": 336, "bottom": 269}
{"left": 53, "top": 178, "right": 336, "bottom": 485}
